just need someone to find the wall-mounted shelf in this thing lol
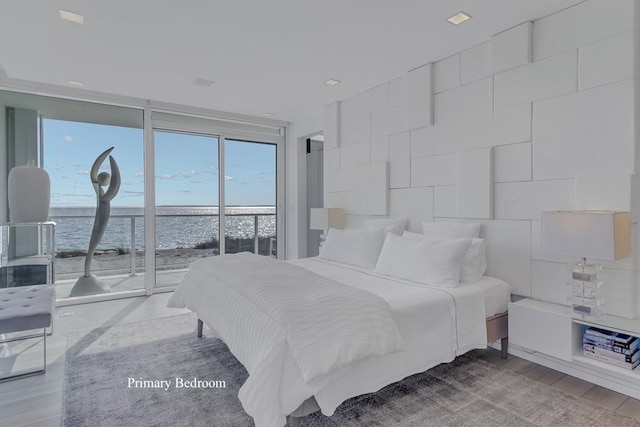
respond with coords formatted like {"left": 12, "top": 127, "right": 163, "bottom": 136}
{"left": 509, "top": 298, "right": 640, "bottom": 399}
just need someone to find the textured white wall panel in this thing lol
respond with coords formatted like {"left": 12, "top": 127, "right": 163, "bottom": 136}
{"left": 325, "top": 168, "right": 354, "bottom": 193}
{"left": 389, "top": 75, "right": 407, "bottom": 108}
{"left": 491, "top": 22, "right": 532, "bottom": 74}
{"left": 434, "top": 77, "right": 493, "bottom": 153}
{"left": 323, "top": 102, "right": 340, "bottom": 149}
{"left": 459, "top": 148, "right": 492, "bottom": 219}
{"left": 493, "top": 103, "right": 532, "bottom": 146}
{"left": 494, "top": 179, "right": 575, "bottom": 221}
{"left": 575, "top": 174, "right": 631, "bottom": 211}
{"left": 579, "top": 32, "right": 635, "bottom": 91}
{"left": 352, "top": 163, "right": 389, "bottom": 215}
{"left": 390, "top": 187, "right": 434, "bottom": 232}
{"left": 411, "top": 153, "right": 458, "bottom": 187}
{"left": 461, "top": 41, "right": 492, "bottom": 84}
{"left": 533, "top": 0, "right": 635, "bottom": 61}
{"left": 370, "top": 83, "right": 389, "bottom": 114}
{"left": 370, "top": 136, "right": 389, "bottom": 163}
{"left": 531, "top": 261, "right": 574, "bottom": 305}
{"left": 533, "top": 80, "right": 634, "bottom": 180}
{"left": 599, "top": 268, "right": 637, "bottom": 319}
{"left": 434, "top": 54, "right": 461, "bottom": 93}
{"left": 493, "top": 142, "right": 532, "bottom": 183}
{"left": 371, "top": 105, "right": 408, "bottom": 139}
{"left": 494, "top": 50, "right": 578, "bottom": 110}
{"left": 480, "top": 220, "right": 532, "bottom": 297}
{"left": 389, "top": 132, "right": 411, "bottom": 189}
{"left": 326, "top": 191, "right": 353, "bottom": 211}
{"left": 410, "top": 126, "right": 434, "bottom": 159}
{"left": 340, "top": 91, "right": 371, "bottom": 145}
{"left": 325, "top": 148, "right": 340, "bottom": 171}
{"left": 340, "top": 140, "right": 371, "bottom": 168}
{"left": 407, "top": 63, "right": 434, "bottom": 129}
{"left": 434, "top": 185, "right": 459, "bottom": 218}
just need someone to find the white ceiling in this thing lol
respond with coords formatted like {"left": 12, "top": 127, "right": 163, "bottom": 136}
{"left": 0, "top": 0, "right": 584, "bottom": 124}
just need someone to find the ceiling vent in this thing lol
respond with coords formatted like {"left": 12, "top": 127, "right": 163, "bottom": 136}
{"left": 193, "top": 78, "right": 215, "bottom": 88}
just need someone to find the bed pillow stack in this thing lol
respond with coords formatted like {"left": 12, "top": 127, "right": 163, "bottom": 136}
{"left": 374, "top": 233, "right": 471, "bottom": 288}
{"left": 373, "top": 221, "right": 486, "bottom": 287}
{"left": 364, "top": 217, "right": 408, "bottom": 236}
{"left": 318, "top": 227, "right": 386, "bottom": 269}
{"left": 403, "top": 231, "right": 487, "bottom": 283}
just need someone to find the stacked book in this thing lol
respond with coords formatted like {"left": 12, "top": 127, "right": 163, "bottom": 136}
{"left": 583, "top": 327, "right": 639, "bottom": 370}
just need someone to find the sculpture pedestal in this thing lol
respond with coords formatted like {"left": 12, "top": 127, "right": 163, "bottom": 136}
{"left": 69, "top": 275, "right": 111, "bottom": 297}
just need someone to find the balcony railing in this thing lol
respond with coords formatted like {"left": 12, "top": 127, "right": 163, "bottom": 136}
{"left": 50, "top": 210, "right": 276, "bottom": 279}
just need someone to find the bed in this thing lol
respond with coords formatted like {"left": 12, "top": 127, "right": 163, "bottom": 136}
{"left": 167, "top": 223, "right": 512, "bottom": 427}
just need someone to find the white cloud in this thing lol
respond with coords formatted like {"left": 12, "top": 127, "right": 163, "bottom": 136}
{"left": 64, "top": 136, "right": 73, "bottom": 143}
{"left": 158, "top": 174, "right": 174, "bottom": 179}
{"left": 134, "top": 171, "right": 144, "bottom": 177}
{"left": 224, "top": 176, "right": 234, "bottom": 181}
{"left": 77, "top": 170, "right": 90, "bottom": 176}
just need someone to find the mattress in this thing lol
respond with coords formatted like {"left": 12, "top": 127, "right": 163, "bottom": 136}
{"left": 289, "top": 257, "right": 511, "bottom": 318}
{"left": 169, "top": 254, "right": 513, "bottom": 426}
{"left": 285, "top": 257, "right": 513, "bottom": 417}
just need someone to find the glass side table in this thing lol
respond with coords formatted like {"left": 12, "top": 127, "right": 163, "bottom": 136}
{"left": 0, "top": 222, "right": 55, "bottom": 288}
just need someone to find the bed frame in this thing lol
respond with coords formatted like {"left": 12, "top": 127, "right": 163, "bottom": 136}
{"left": 196, "top": 311, "right": 508, "bottom": 427}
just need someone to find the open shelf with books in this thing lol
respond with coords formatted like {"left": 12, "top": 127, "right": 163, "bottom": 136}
{"left": 509, "top": 298, "right": 640, "bottom": 399}
{"left": 571, "top": 317, "right": 640, "bottom": 379}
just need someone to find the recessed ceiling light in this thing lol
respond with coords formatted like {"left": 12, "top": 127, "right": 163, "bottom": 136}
{"left": 262, "top": 113, "right": 274, "bottom": 117}
{"left": 193, "top": 77, "right": 215, "bottom": 88}
{"left": 68, "top": 80, "right": 84, "bottom": 86}
{"left": 59, "top": 9, "right": 84, "bottom": 24}
{"left": 447, "top": 11, "right": 471, "bottom": 25}
{"left": 325, "top": 79, "right": 341, "bottom": 86}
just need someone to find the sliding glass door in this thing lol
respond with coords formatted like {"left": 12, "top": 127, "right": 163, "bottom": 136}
{"left": 153, "top": 130, "right": 280, "bottom": 288}
{"left": 224, "top": 139, "right": 277, "bottom": 257}
{"left": 154, "top": 131, "right": 219, "bottom": 288}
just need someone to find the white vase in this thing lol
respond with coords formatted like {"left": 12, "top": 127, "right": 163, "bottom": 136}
{"left": 8, "top": 159, "right": 50, "bottom": 223}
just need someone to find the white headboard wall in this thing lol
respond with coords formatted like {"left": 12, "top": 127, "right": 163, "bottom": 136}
{"left": 322, "top": 0, "right": 639, "bottom": 318}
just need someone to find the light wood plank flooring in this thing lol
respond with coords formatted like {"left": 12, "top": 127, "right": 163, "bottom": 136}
{"left": 2, "top": 293, "right": 640, "bottom": 426}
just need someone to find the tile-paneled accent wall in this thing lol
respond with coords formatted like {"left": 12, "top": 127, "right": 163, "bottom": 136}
{"left": 322, "top": 0, "right": 639, "bottom": 318}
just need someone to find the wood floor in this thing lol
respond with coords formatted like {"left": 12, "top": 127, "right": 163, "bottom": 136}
{"left": 1, "top": 293, "right": 640, "bottom": 426}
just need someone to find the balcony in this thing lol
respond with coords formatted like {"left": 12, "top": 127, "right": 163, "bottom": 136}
{"left": 49, "top": 207, "right": 276, "bottom": 301}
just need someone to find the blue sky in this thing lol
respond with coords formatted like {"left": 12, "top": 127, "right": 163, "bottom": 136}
{"left": 43, "top": 119, "right": 276, "bottom": 207}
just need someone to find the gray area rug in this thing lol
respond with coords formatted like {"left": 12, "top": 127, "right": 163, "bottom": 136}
{"left": 63, "top": 313, "right": 640, "bottom": 427}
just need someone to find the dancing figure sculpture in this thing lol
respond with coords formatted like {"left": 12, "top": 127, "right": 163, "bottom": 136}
{"left": 70, "top": 147, "right": 121, "bottom": 297}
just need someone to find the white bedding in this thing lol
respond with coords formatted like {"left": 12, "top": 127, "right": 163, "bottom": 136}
{"left": 168, "top": 254, "right": 512, "bottom": 427}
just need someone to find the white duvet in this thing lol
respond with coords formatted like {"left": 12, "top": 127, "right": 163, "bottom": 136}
{"left": 167, "top": 252, "right": 404, "bottom": 426}
{"left": 168, "top": 254, "right": 508, "bottom": 427}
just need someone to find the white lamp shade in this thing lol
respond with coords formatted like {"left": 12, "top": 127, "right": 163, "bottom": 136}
{"left": 310, "top": 208, "right": 345, "bottom": 231}
{"left": 540, "top": 211, "right": 630, "bottom": 261}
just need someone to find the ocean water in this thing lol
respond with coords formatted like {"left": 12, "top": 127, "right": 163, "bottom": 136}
{"left": 49, "top": 206, "right": 276, "bottom": 252}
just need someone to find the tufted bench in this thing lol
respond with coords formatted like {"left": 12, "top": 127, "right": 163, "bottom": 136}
{"left": 0, "top": 285, "right": 55, "bottom": 382}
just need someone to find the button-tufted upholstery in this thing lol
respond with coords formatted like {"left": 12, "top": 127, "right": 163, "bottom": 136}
{"left": 0, "top": 285, "right": 55, "bottom": 334}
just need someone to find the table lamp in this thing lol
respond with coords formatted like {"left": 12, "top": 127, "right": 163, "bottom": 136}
{"left": 540, "top": 211, "right": 630, "bottom": 319}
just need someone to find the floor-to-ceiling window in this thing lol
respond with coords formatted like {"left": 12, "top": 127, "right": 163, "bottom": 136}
{"left": 1, "top": 89, "right": 285, "bottom": 302}
{"left": 154, "top": 131, "right": 220, "bottom": 288}
{"left": 150, "top": 112, "right": 284, "bottom": 288}
{"left": 44, "top": 117, "right": 145, "bottom": 299}
{"left": 224, "top": 139, "right": 277, "bottom": 256}
{"left": 0, "top": 90, "right": 146, "bottom": 301}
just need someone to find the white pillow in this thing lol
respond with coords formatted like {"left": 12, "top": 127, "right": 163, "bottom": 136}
{"left": 421, "top": 221, "right": 481, "bottom": 239}
{"left": 319, "top": 227, "right": 385, "bottom": 269}
{"left": 402, "top": 231, "right": 487, "bottom": 283}
{"left": 374, "top": 233, "right": 471, "bottom": 287}
{"left": 365, "top": 217, "right": 408, "bottom": 236}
